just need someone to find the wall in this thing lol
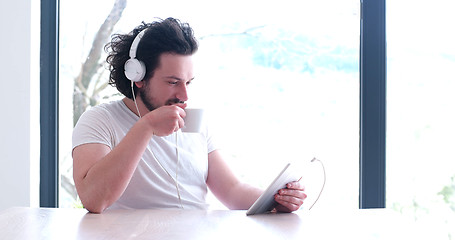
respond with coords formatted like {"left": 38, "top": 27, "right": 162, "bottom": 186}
{"left": 0, "top": 0, "right": 38, "bottom": 210}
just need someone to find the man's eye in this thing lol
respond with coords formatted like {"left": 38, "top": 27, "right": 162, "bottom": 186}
{"left": 168, "top": 81, "right": 178, "bottom": 85}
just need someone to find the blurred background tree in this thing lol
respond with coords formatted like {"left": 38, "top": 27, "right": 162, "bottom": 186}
{"left": 62, "top": 0, "right": 127, "bottom": 200}
{"left": 72, "top": 0, "right": 127, "bottom": 127}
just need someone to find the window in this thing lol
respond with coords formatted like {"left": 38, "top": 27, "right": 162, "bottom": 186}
{"left": 387, "top": 0, "right": 455, "bottom": 237}
{"left": 56, "top": 0, "right": 360, "bottom": 211}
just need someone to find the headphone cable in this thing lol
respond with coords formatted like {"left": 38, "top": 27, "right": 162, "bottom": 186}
{"left": 308, "top": 158, "right": 326, "bottom": 210}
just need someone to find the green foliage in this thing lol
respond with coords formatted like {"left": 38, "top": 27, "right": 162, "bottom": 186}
{"left": 438, "top": 175, "right": 455, "bottom": 211}
{"left": 212, "top": 26, "right": 358, "bottom": 74}
{"left": 72, "top": 199, "right": 84, "bottom": 209}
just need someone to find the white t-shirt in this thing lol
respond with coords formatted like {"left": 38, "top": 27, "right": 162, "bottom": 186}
{"left": 72, "top": 100, "right": 217, "bottom": 210}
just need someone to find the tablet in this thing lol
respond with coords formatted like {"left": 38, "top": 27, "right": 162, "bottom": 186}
{"left": 246, "top": 163, "right": 302, "bottom": 216}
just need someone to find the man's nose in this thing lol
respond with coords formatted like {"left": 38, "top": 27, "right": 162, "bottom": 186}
{"left": 176, "top": 83, "right": 189, "bottom": 102}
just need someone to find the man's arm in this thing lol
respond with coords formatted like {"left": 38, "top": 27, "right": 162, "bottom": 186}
{"left": 206, "top": 150, "right": 307, "bottom": 212}
{"left": 206, "top": 150, "right": 263, "bottom": 210}
{"left": 73, "top": 118, "right": 154, "bottom": 213}
{"left": 73, "top": 105, "right": 185, "bottom": 213}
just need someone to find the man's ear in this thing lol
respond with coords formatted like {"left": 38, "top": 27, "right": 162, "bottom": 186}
{"left": 135, "top": 80, "right": 144, "bottom": 88}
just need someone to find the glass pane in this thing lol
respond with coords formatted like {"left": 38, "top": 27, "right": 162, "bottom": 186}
{"left": 60, "top": 0, "right": 360, "bottom": 212}
{"left": 387, "top": 0, "right": 455, "bottom": 237}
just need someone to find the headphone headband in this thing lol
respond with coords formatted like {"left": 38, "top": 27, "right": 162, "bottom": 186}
{"left": 129, "top": 29, "right": 146, "bottom": 59}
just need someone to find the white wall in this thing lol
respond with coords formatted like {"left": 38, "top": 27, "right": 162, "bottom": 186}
{"left": 0, "top": 0, "right": 38, "bottom": 210}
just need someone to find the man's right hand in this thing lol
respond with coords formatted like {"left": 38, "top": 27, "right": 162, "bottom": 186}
{"left": 144, "top": 104, "right": 186, "bottom": 136}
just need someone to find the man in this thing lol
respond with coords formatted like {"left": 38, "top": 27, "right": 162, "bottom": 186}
{"left": 72, "top": 17, "right": 306, "bottom": 213}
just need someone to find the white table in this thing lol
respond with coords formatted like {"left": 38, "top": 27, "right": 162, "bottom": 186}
{"left": 0, "top": 207, "right": 439, "bottom": 239}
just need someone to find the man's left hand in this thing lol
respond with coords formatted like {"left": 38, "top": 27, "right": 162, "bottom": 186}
{"left": 274, "top": 181, "right": 307, "bottom": 213}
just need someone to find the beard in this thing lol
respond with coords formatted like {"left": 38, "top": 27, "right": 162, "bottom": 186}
{"left": 139, "top": 85, "right": 157, "bottom": 112}
{"left": 138, "top": 83, "right": 183, "bottom": 112}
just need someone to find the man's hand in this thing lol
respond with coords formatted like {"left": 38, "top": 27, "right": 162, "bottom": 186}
{"left": 144, "top": 104, "right": 186, "bottom": 136}
{"left": 274, "top": 181, "right": 307, "bottom": 213}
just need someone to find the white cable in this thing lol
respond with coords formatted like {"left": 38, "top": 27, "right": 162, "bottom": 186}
{"left": 174, "top": 132, "right": 183, "bottom": 208}
{"left": 149, "top": 132, "right": 184, "bottom": 209}
{"left": 131, "top": 80, "right": 142, "bottom": 118}
{"left": 308, "top": 157, "right": 326, "bottom": 210}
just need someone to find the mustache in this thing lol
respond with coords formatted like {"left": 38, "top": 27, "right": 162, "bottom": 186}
{"left": 166, "top": 98, "right": 185, "bottom": 105}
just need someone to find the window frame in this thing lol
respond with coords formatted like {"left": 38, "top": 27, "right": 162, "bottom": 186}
{"left": 40, "top": 0, "right": 59, "bottom": 207}
{"left": 40, "top": 0, "right": 387, "bottom": 208}
{"left": 359, "top": 0, "right": 387, "bottom": 208}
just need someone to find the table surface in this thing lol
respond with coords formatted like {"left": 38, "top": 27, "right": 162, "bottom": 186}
{"left": 0, "top": 207, "right": 440, "bottom": 240}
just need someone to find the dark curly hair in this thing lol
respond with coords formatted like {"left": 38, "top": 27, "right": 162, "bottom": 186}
{"left": 105, "top": 18, "right": 199, "bottom": 99}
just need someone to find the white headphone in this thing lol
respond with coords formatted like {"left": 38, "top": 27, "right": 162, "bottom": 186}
{"left": 124, "top": 29, "right": 147, "bottom": 82}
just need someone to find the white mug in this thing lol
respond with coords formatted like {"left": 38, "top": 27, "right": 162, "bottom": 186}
{"left": 182, "top": 108, "right": 204, "bottom": 133}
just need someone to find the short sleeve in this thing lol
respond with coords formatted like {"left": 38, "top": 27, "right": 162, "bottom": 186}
{"left": 72, "top": 107, "right": 115, "bottom": 150}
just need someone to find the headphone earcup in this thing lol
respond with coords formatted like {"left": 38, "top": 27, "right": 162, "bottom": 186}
{"left": 124, "top": 58, "right": 146, "bottom": 82}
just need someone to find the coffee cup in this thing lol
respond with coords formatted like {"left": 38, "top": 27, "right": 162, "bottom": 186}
{"left": 182, "top": 108, "right": 204, "bottom": 133}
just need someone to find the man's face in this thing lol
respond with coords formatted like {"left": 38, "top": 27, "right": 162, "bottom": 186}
{"left": 138, "top": 53, "right": 194, "bottom": 111}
